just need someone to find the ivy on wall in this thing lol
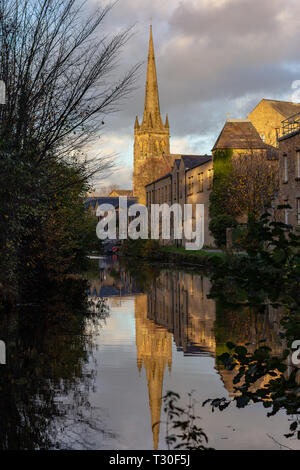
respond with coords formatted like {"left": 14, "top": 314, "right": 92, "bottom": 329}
{"left": 209, "top": 149, "right": 237, "bottom": 247}
{"left": 209, "top": 148, "right": 234, "bottom": 218}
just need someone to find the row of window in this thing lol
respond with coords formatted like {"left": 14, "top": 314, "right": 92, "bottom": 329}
{"left": 147, "top": 169, "right": 214, "bottom": 205}
{"left": 283, "top": 150, "right": 300, "bottom": 182}
{"left": 187, "top": 169, "right": 213, "bottom": 195}
{"left": 147, "top": 184, "right": 172, "bottom": 205}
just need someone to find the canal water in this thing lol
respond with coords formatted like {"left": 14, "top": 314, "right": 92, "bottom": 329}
{"left": 56, "top": 256, "right": 298, "bottom": 450}
{"left": 0, "top": 256, "right": 298, "bottom": 450}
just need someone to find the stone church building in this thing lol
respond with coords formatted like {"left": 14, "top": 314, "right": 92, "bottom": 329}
{"left": 133, "top": 26, "right": 171, "bottom": 204}
{"left": 130, "top": 27, "right": 300, "bottom": 245}
{"left": 133, "top": 27, "right": 214, "bottom": 206}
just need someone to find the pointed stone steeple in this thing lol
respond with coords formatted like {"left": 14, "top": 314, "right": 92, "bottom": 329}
{"left": 165, "top": 114, "right": 169, "bottom": 129}
{"left": 142, "top": 25, "right": 164, "bottom": 129}
{"left": 133, "top": 25, "right": 171, "bottom": 204}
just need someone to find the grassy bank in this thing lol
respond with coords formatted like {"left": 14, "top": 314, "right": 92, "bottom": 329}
{"left": 119, "top": 239, "right": 234, "bottom": 268}
{"left": 160, "top": 245, "right": 228, "bottom": 266}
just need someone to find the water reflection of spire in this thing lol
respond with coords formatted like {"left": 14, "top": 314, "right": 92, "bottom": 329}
{"left": 134, "top": 295, "right": 172, "bottom": 450}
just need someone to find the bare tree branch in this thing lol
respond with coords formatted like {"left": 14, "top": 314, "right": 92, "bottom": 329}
{"left": 0, "top": 0, "right": 140, "bottom": 179}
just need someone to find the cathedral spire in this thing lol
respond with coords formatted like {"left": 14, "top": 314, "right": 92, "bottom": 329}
{"left": 133, "top": 24, "right": 170, "bottom": 203}
{"left": 165, "top": 114, "right": 169, "bottom": 128}
{"left": 142, "top": 25, "right": 163, "bottom": 129}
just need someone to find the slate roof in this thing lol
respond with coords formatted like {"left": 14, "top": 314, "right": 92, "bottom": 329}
{"left": 212, "top": 119, "right": 268, "bottom": 151}
{"left": 84, "top": 196, "right": 137, "bottom": 210}
{"left": 180, "top": 154, "right": 212, "bottom": 170}
{"left": 145, "top": 172, "right": 172, "bottom": 186}
{"left": 251, "top": 99, "right": 300, "bottom": 119}
{"left": 145, "top": 155, "right": 212, "bottom": 187}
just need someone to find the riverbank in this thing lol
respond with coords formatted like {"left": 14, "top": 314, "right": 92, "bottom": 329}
{"left": 159, "top": 245, "right": 228, "bottom": 267}
{"left": 119, "top": 239, "right": 244, "bottom": 268}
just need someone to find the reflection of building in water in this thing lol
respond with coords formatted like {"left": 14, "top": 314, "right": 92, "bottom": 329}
{"left": 147, "top": 270, "right": 216, "bottom": 356}
{"left": 88, "top": 257, "right": 142, "bottom": 298}
{"left": 134, "top": 295, "right": 172, "bottom": 450}
{"left": 89, "top": 259, "right": 291, "bottom": 441}
{"left": 215, "top": 303, "right": 284, "bottom": 397}
{"left": 134, "top": 270, "right": 216, "bottom": 449}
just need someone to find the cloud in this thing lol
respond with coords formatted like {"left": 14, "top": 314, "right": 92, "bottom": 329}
{"left": 86, "top": 0, "right": 300, "bottom": 186}
{"left": 87, "top": 132, "right": 133, "bottom": 189}
{"left": 95, "top": 164, "right": 133, "bottom": 191}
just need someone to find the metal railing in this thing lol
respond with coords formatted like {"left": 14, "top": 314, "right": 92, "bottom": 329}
{"left": 281, "top": 111, "right": 300, "bottom": 137}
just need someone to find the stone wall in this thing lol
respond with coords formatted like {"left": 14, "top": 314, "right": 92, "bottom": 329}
{"left": 184, "top": 160, "right": 214, "bottom": 247}
{"left": 277, "top": 130, "right": 300, "bottom": 227}
{"left": 248, "top": 99, "right": 282, "bottom": 147}
{"left": 146, "top": 158, "right": 215, "bottom": 248}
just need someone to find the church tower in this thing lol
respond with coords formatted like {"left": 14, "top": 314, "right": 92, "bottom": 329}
{"left": 133, "top": 26, "right": 170, "bottom": 204}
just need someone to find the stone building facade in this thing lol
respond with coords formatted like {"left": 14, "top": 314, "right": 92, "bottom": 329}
{"left": 248, "top": 99, "right": 300, "bottom": 148}
{"left": 180, "top": 156, "right": 213, "bottom": 246}
{"left": 132, "top": 28, "right": 300, "bottom": 247}
{"left": 212, "top": 118, "right": 279, "bottom": 226}
{"left": 146, "top": 154, "right": 214, "bottom": 247}
{"left": 276, "top": 112, "right": 300, "bottom": 228}
{"left": 212, "top": 118, "right": 279, "bottom": 159}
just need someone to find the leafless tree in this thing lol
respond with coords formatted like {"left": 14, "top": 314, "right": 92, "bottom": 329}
{"left": 226, "top": 148, "right": 279, "bottom": 220}
{"left": 0, "top": 0, "right": 139, "bottom": 181}
{"left": 88, "top": 183, "right": 120, "bottom": 196}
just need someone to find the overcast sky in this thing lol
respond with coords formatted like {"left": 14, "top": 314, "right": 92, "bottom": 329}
{"left": 88, "top": 0, "right": 300, "bottom": 190}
